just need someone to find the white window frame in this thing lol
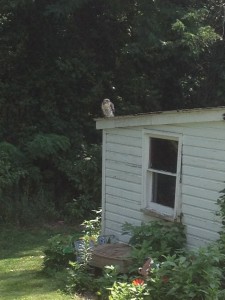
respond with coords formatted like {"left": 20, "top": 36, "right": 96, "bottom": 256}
{"left": 142, "top": 129, "right": 182, "bottom": 220}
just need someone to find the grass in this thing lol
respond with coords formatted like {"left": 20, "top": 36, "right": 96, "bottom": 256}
{"left": 0, "top": 225, "right": 85, "bottom": 300}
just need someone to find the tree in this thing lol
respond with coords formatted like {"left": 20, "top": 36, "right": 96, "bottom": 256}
{"left": 0, "top": 0, "right": 224, "bottom": 224}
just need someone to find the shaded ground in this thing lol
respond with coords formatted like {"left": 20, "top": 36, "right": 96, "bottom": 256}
{"left": 0, "top": 225, "right": 85, "bottom": 300}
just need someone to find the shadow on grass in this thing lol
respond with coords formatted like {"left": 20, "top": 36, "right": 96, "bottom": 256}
{"left": 0, "top": 269, "right": 55, "bottom": 292}
{"left": 0, "top": 226, "right": 78, "bottom": 300}
{"left": 0, "top": 225, "right": 80, "bottom": 260}
{"left": 0, "top": 269, "right": 69, "bottom": 300}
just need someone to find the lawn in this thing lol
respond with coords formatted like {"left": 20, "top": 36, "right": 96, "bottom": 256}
{"left": 0, "top": 225, "right": 86, "bottom": 300}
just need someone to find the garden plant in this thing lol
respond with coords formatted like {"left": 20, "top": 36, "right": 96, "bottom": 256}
{"left": 42, "top": 197, "right": 225, "bottom": 300}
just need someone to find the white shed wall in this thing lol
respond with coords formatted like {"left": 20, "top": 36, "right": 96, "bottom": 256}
{"left": 102, "top": 128, "right": 143, "bottom": 242}
{"left": 102, "top": 121, "right": 225, "bottom": 248}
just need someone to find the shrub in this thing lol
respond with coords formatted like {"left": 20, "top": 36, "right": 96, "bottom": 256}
{"left": 96, "top": 265, "right": 124, "bottom": 299}
{"left": 108, "top": 245, "right": 225, "bottom": 300}
{"left": 43, "top": 210, "right": 101, "bottom": 272}
{"left": 66, "top": 261, "right": 96, "bottom": 294}
{"left": 122, "top": 221, "right": 186, "bottom": 272}
{"left": 43, "top": 233, "right": 78, "bottom": 271}
{"left": 52, "top": 190, "right": 225, "bottom": 299}
{"left": 109, "top": 279, "right": 149, "bottom": 300}
{"left": 147, "top": 245, "right": 224, "bottom": 300}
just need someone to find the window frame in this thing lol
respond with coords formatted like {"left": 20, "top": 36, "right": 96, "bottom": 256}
{"left": 142, "top": 129, "right": 182, "bottom": 221}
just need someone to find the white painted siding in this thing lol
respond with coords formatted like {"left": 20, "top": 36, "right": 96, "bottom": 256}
{"left": 101, "top": 118, "right": 225, "bottom": 249}
{"left": 181, "top": 126, "right": 225, "bottom": 247}
{"left": 103, "top": 128, "right": 143, "bottom": 240}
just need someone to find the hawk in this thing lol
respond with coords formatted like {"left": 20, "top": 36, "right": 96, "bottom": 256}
{"left": 101, "top": 98, "right": 115, "bottom": 117}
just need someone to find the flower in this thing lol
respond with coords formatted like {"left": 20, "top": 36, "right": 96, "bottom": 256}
{"left": 132, "top": 278, "right": 145, "bottom": 286}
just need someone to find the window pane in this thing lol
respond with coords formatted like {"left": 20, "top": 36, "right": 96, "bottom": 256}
{"left": 150, "top": 138, "right": 178, "bottom": 173}
{"left": 152, "top": 173, "right": 176, "bottom": 208}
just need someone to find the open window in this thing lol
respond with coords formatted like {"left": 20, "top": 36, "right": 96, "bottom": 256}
{"left": 142, "top": 130, "right": 182, "bottom": 220}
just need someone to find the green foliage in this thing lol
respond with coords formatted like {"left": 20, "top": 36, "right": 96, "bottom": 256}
{"left": 110, "top": 226, "right": 225, "bottom": 300}
{"left": 81, "top": 209, "right": 101, "bottom": 238}
{"left": 109, "top": 280, "right": 148, "bottom": 300}
{"left": 26, "top": 133, "right": 70, "bottom": 159}
{"left": 54, "top": 208, "right": 225, "bottom": 300}
{"left": 0, "top": 141, "right": 60, "bottom": 224}
{"left": 44, "top": 210, "right": 101, "bottom": 272}
{"left": 216, "top": 188, "right": 225, "bottom": 283}
{"left": 96, "top": 265, "right": 123, "bottom": 299}
{"left": 43, "top": 233, "right": 78, "bottom": 271}
{"left": 217, "top": 188, "right": 225, "bottom": 226}
{"left": 66, "top": 261, "right": 96, "bottom": 294}
{"left": 0, "top": 0, "right": 225, "bottom": 224}
{"left": 147, "top": 245, "right": 225, "bottom": 300}
{"left": 61, "top": 144, "right": 102, "bottom": 222}
{"left": 123, "top": 221, "right": 186, "bottom": 269}
{"left": 104, "top": 232, "right": 224, "bottom": 298}
{"left": 0, "top": 142, "right": 26, "bottom": 188}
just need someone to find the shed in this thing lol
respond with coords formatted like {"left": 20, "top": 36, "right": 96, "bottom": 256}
{"left": 95, "top": 106, "right": 225, "bottom": 249}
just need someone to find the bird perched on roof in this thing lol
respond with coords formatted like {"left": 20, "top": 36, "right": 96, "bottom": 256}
{"left": 101, "top": 98, "right": 115, "bottom": 117}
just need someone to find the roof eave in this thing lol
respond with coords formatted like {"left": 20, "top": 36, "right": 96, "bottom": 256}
{"left": 95, "top": 106, "right": 225, "bottom": 130}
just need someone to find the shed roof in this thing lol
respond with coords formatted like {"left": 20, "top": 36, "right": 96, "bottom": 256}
{"left": 95, "top": 106, "right": 225, "bottom": 130}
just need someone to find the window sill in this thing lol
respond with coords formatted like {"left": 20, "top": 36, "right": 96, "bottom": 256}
{"left": 141, "top": 208, "right": 181, "bottom": 222}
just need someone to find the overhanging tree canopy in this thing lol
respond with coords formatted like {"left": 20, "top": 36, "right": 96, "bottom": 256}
{"left": 0, "top": 0, "right": 224, "bottom": 224}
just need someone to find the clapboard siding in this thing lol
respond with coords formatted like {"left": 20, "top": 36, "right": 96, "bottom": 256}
{"left": 182, "top": 215, "right": 221, "bottom": 233}
{"left": 183, "top": 165, "right": 225, "bottom": 182}
{"left": 106, "top": 142, "right": 142, "bottom": 156}
{"left": 106, "top": 177, "right": 141, "bottom": 193}
{"left": 149, "top": 123, "right": 225, "bottom": 140}
{"left": 182, "top": 194, "right": 219, "bottom": 210}
{"left": 106, "top": 186, "right": 141, "bottom": 202}
{"left": 106, "top": 133, "right": 141, "bottom": 147}
{"left": 186, "top": 225, "right": 219, "bottom": 242}
{"left": 106, "top": 128, "right": 141, "bottom": 138}
{"left": 107, "top": 195, "right": 140, "bottom": 208}
{"left": 180, "top": 128, "right": 225, "bottom": 248}
{"left": 103, "top": 129, "right": 143, "bottom": 242}
{"left": 181, "top": 123, "right": 225, "bottom": 139}
{"left": 106, "top": 203, "right": 141, "bottom": 220}
{"left": 183, "top": 156, "right": 225, "bottom": 172}
{"left": 183, "top": 175, "right": 224, "bottom": 191}
{"left": 106, "top": 169, "right": 142, "bottom": 185}
{"left": 106, "top": 151, "right": 141, "bottom": 166}
{"left": 106, "top": 211, "right": 142, "bottom": 228}
{"left": 184, "top": 136, "right": 225, "bottom": 151}
{"left": 106, "top": 219, "right": 141, "bottom": 232}
{"left": 105, "top": 160, "right": 142, "bottom": 175}
{"left": 98, "top": 109, "right": 225, "bottom": 249}
{"left": 182, "top": 203, "right": 219, "bottom": 222}
{"left": 182, "top": 185, "right": 220, "bottom": 202}
{"left": 186, "top": 236, "right": 210, "bottom": 249}
{"left": 184, "top": 146, "right": 225, "bottom": 161}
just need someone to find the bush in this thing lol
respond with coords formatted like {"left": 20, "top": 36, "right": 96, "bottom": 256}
{"left": 108, "top": 245, "right": 225, "bottom": 300}
{"left": 147, "top": 245, "right": 224, "bottom": 300}
{"left": 122, "top": 221, "right": 186, "bottom": 273}
{"left": 43, "top": 210, "right": 101, "bottom": 272}
{"left": 43, "top": 233, "right": 78, "bottom": 271}
{"left": 46, "top": 216, "right": 225, "bottom": 299}
{"left": 109, "top": 280, "right": 148, "bottom": 300}
{"left": 66, "top": 261, "right": 96, "bottom": 294}
{"left": 42, "top": 191, "right": 225, "bottom": 299}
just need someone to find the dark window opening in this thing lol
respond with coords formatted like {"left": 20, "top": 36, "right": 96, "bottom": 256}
{"left": 149, "top": 137, "right": 179, "bottom": 209}
{"left": 152, "top": 173, "right": 176, "bottom": 208}
{"left": 150, "top": 138, "right": 178, "bottom": 173}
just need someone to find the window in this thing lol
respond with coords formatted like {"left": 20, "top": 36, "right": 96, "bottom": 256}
{"left": 142, "top": 131, "right": 182, "bottom": 220}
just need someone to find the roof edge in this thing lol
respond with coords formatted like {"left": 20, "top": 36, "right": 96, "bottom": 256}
{"left": 95, "top": 106, "right": 225, "bottom": 130}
